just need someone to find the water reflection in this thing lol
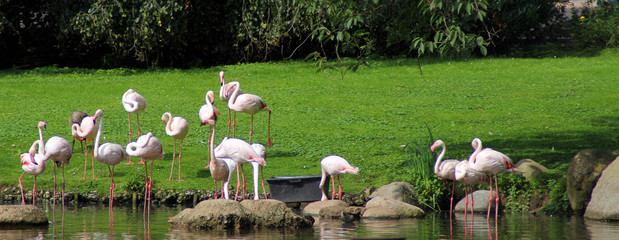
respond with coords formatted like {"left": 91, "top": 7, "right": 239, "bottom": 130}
{"left": 3, "top": 203, "right": 619, "bottom": 240}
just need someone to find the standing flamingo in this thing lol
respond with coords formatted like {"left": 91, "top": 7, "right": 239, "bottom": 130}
{"left": 208, "top": 129, "right": 237, "bottom": 199}
{"left": 199, "top": 90, "right": 221, "bottom": 167}
{"left": 225, "top": 81, "right": 272, "bottom": 147}
{"left": 250, "top": 143, "right": 268, "bottom": 200}
{"left": 455, "top": 159, "right": 490, "bottom": 235}
{"left": 319, "top": 155, "right": 359, "bottom": 201}
{"left": 468, "top": 137, "right": 520, "bottom": 224}
{"left": 214, "top": 137, "right": 266, "bottom": 200}
{"left": 430, "top": 139, "right": 460, "bottom": 221}
{"left": 218, "top": 71, "right": 242, "bottom": 137}
{"left": 69, "top": 111, "right": 88, "bottom": 152}
{"left": 92, "top": 110, "right": 129, "bottom": 210}
{"left": 71, "top": 109, "right": 101, "bottom": 179}
{"left": 37, "top": 121, "right": 72, "bottom": 207}
{"left": 162, "top": 112, "right": 189, "bottom": 181}
{"left": 19, "top": 140, "right": 47, "bottom": 205}
{"left": 126, "top": 132, "right": 163, "bottom": 213}
{"left": 122, "top": 89, "right": 147, "bottom": 164}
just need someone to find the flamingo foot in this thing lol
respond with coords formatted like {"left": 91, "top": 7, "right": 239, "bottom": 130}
{"left": 138, "top": 159, "right": 146, "bottom": 164}
{"left": 125, "top": 160, "right": 134, "bottom": 165}
{"left": 178, "top": 178, "right": 183, "bottom": 182}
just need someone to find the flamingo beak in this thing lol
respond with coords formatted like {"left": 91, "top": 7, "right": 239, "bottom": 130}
{"left": 30, "top": 156, "right": 38, "bottom": 165}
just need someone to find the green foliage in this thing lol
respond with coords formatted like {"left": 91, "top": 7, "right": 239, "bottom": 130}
{"left": 571, "top": 5, "right": 619, "bottom": 49}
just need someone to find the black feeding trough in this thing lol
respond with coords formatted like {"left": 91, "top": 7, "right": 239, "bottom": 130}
{"left": 266, "top": 175, "right": 324, "bottom": 203}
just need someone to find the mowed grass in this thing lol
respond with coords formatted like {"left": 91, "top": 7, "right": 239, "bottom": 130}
{"left": 0, "top": 49, "right": 617, "bottom": 198}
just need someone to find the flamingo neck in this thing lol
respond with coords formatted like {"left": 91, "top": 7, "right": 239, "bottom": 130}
{"left": 468, "top": 139, "right": 482, "bottom": 165}
{"left": 37, "top": 125, "right": 45, "bottom": 156}
{"left": 163, "top": 113, "right": 173, "bottom": 134}
{"left": 93, "top": 115, "right": 103, "bottom": 158}
{"left": 434, "top": 142, "right": 445, "bottom": 174}
{"left": 209, "top": 127, "right": 217, "bottom": 171}
{"left": 227, "top": 82, "right": 240, "bottom": 106}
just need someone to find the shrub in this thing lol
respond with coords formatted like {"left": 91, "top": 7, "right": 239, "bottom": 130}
{"left": 570, "top": 4, "right": 619, "bottom": 49}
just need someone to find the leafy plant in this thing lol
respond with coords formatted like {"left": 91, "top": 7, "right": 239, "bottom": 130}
{"left": 570, "top": 3, "right": 619, "bottom": 49}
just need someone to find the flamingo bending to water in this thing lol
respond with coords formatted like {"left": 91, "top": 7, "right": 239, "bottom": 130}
{"left": 319, "top": 155, "right": 358, "bottom": 201}
{"left": 214, "top": 137, "right": 266, "bottom": 200}
{"left": 122, "top": 89, "right": 147, "bottom": 164}
{"left": 71, "top": 109, "right": 101, "bottom": 179}
{"left": 209, "top": 129, "right": 237, "bottom": 199}
{"left": 162, "top": 112, "right": 189, "bottom": 181}
{"left": 126, "top": 132, "right": 163, "bottom": 213}
{"left": 455, "top": 159, "right": 490, "bottom": 235}
{"left": 225, "top": 81, "right": 272, "bottom": 147}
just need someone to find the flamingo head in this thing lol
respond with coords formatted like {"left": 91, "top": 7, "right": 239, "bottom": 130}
{"left": 471, "top": 137, "right": 481, "bottom": 149}
{"left": 93, "top": 109, "right": 103, "bottom": 121}
{"left": 206, "top": 90, "right": 215, "bottom": 104}
{"left": 219, "top": 71, "right": 225, "bottom": 85}
{"left": 38, "top": 121, "right": 47, "bottom": 129}
{"left": 162, "top": 112, "right": 172, "bottom": 124}
{"left": 430, "top": 139, "right": 443, "bottom": 152}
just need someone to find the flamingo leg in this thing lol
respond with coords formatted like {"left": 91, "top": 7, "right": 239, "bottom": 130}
{"left": 83, "top": 144, "right": 89, "bottom": 179}
{"left": 91, "top": 148, "right": 97, "bottom": 179}
{"left": 331, "top": 175, "right": 336, "bottom": 200}
{"left": 470, "top": 185, "right": 475, "bottom": 236}
{"left": 178, "top": 140, "right": 183, "bottom": 181}
{"left": 143, "top": 158, "right": 148, "bottom": 218}
{"left": 19, "top": 172, "right": 26, "bottom": 205}
{"left": 234, "top": 163, "right": 241, "bottom": 201}
{"left": 337, "top": 175, "right": 343, "bottom": 200}
{"left": 126, "top": 113, "right": 134, "bottom": 165}
{"left": 32, "top": 175, "right": 37, "bottom": 205}
{"left": 495, "top": 174, "right": 500, "bottom": 240}
{"left": 53, "top": 165, "right": 58, "bottom": 207}
{"left": 227, "top": 108, "right": 231, "bottom": 137}
{"left": 108, "top": 165, "right": 114, "bottom": 208}
{"left": 213, "top": 179, "right": 218, "bottom": 199}
{"left": 249, "top": 114, "right": 254, "bottom": 144}
{"left": 267, "top": 110, "right": 272, "bottom": 147}
{"left": 450, "top": 181, "right": 455, "bottom": 220}
{"left": 136, "top": 113, "right": 142, "bottom": 137}
{"left": 232, "top": 112, "right": 237, "bottom": 138}
{"left": 205, "top": 127, "right": 212, "bottom": 168}
{"left": 168, "top": 139, "right": 177, "bottom": 180}
{"left": 487, "top": 176, "right": 493, "bottom": 222}
{"left": 62, "top": 166, "right": 66, "bottom": 207}
{"left": 241, "top": 164, "right": 247, "bottom": 198}
{"left": 261, "top": 166, "right": 268, "bottom": 199}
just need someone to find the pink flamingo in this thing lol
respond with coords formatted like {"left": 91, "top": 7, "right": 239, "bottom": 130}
{"left": 200, "top": 90, "right": 221, "bottom": 168}
{"left": 122, "top": 89, "right": 147, "bottom": 164}
{"left": 250, "top": 143, "right": 268, "bottom": 200}
{"left": 92, "top": 110, "right": 129, "bottom": 210}
{"left": 218, "top": 71, "right": 242, "bottom": 137}
{"left": 126, "top": 132, "right": 163, "bottom": 213}
{"left": 19, "top": 139, "right": 47, "bottom": 205}
{"left": 214, "top": 137, "right": 266, "bottom": 200}
{"left": 162, "top": 112, "right": 189, "bottom": 181}
{"left": 69, "top": 111, "right": 88, "bottom": 152}
{"left": 71, "top": 109, "right": 101, "bottom": 179}
{"left": 468, "top": 137, "right": 520, "bottom": 224}
{"left": 37, "top": 121, "right": 72, "bottom": 207}
{"left": 225, "top": 81, "right": 272, "bottom": 147}
{"left": 430, "top": 139, "right": 459, "bottom": 220}
{"left": 455, "top": 159, "right": 490, "bottom": 235}
{"left": 319, "top": 155, "right": 359, "bottom": 201}
{"left": 208, "top": 128, "right": 237, "bottom": 199}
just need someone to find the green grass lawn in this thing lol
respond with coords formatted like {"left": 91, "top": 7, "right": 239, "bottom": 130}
{"left": 1, "top": 49, "right": 617, "bottom": 199}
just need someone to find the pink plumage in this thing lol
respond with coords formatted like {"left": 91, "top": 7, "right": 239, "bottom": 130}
{"left": 319, "top": 155, "right": 359, "bottom": 201}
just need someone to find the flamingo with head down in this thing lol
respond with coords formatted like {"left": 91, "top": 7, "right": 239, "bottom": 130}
{"left": 319, "top": 155, "right": 358, "bottom": 201}
{"left": 19, "top": 139, "right": 47, "bottom": 205}
{"left": 214, "top": 137, "right": 266, "bottom": 200}
{"left": 126, "top": 132, "right": 163, "bottom": 211}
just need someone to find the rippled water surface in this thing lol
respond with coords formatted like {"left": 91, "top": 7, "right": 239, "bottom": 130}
{"left": 2, "top": 203, "right": 619, "bottom": 239}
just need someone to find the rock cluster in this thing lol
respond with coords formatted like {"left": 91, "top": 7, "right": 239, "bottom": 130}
{"left": 0, "top": 205, "right": 48, "bottom": 226}
{"left": 169, "top": 199, "right": 313, "bottom": 230}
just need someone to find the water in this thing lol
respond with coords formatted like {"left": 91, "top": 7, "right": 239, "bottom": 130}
{"left": 2, "top": 203, "right": 619, "bottom": 239}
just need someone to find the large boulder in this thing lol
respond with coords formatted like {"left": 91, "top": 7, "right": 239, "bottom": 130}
{"left": 302, "top": 200, "right": 347, "bottom": 216}
{"left": 567, "top": 149, "right": 617, "bottom": 215}
{"left": 362, "top": 196, "right": 424, "bottom": 219}
{"left": 369, "top": 181, "right": 418, "bottom": 206}
{"left": 0, "top": 205, "right": 48, "bottom": 226}
{"left": 241, "top": 199, "right": 314, "bottom": 228}
{"left": 169, "top": 199, "right": 253, "bottom": 230}
{"left": 584, "top": 157, "right": 619, "bottom": 220}
{"left": 454, "top": 190, "right": 496, "bottom": 213}
{"left": 515, "top": 159, "right": 548, "bottom": 179}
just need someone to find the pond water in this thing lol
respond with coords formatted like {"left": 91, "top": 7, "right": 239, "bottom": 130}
{"left": 2, "top": 203, "right": 619, "bottom": 239}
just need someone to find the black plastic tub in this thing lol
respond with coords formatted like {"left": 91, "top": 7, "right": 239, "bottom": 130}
{"left": 266, "top": 175, "right": 324, "bottom": 203}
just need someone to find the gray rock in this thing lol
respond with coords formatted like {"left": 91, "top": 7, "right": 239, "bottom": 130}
{"left": 584, "top": 157, "right": 619, "bottom": 220}
{"left": 302, "top": 200, "right": 347, "bottom": 216}
{"left": 319, "top": 205, "right": 348, "bottom": 219}
{"left": 168, "top": 199, "right": 252, "bottom": 230}
{"left": 363, "top": 196, "right": 424, "bottom": 219}
{"left": 0, "top": 205, "right": 48, "bottom": 226}
{"left": 567, "top": 149, "right": 617, "bottom": 215}
{"left": 341, "top": 206, "right": 365, "bottom": 222}
{"left": 241, "top": 199, "right": 314, "bottom": 228}
{"left": 454, "top": 190, "right": 496, "bottom": 213}
{"left": 369, "top": 181, "right": 418, "bottom": 206}
{"left": 515, "top": 159, "right": 548, "bottom": 179}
